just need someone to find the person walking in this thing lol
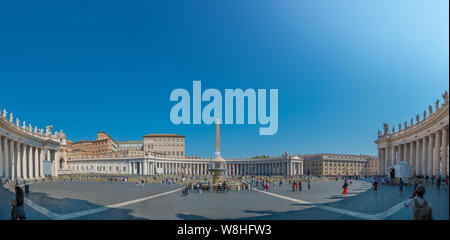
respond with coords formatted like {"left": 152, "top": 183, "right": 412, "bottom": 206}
{"left": 373, "top": 180, "right": 378, "bottom": 192}
{"left": 404, "top": 184, "right": 433, "bottom": 220}
{"left": 342, "top": 181, "right": 348, "bottom": 197}
{"left": 436, "top": 177, "right": 441, "bottom": 191}
{"left": 11, "top": 186, "right": 26, "bottom": 220}
{"left": 399, "top": 178, "right": 404, "bottom": 193}
{"left": 307, "top": 179, "right": 311, "bottom": 191}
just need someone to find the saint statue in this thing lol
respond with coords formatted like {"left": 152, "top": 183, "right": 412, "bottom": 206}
{"left": 16, "top": 118, "right": 20, "bottom": 126}
{"left": 398, "top": 124, "right": 402, "bottom": 132}
{"left": 3, "top": 109, "right": 6, "bottom": 118}
{"left": 9, "top": 113, "right": 13, "bottom": 122}
{"left": 378, "top": 129, "right": 382, "bottom": 136}
{"left": 428, "top": 105, "right": 433, "bottom": 115}
{"left": 410, "top": 118, "right": 413, "bottom": 127}
{"left": 416, "top": 114, "right": 420, "bottom": 123}
{"left": 435, "top": 99, "right": 440, "bottom": 110}
{"left": 383, "top": 123, "right": 389, "bottom": 135}
{"left": 443, "top": 90, "right": 449, "bottom": 103}
{"left": 423, "top": 110, "right": 427, "bottom": 119}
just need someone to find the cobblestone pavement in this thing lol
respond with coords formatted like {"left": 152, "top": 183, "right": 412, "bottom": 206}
{"left": 1, "top": 179, "right": 448, "bottom": 220}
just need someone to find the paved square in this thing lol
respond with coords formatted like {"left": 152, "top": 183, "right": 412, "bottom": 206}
{"left": 1, "top": 180, "right": 448, "bottom": 220}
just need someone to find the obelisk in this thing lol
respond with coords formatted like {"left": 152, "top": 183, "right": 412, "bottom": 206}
{"left": 215, "top": 117, "right": 221, "bottom": 159}
{"left": 210, "top": 116, "right": 225, "bottom": 184}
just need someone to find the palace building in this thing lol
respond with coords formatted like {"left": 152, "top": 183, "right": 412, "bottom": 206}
{"left": 376, "top": 91, "right": 449, "bottom": 177}
{"left": 301, "top": 153, "right": 377, "bottom": 176}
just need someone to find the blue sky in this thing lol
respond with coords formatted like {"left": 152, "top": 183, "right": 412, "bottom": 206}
{"left": 0, "top": 0, "right": 448, "bottom": 158}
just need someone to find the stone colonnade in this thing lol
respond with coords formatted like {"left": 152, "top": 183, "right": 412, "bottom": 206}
{"left": 68, "top": 158, "right": 304, "bottom": 176}
{"left": 376, "top": 91, "right": 449, "bottom": 177}
{"left": 0, "top": 137, "right": 59, "bottom": 179}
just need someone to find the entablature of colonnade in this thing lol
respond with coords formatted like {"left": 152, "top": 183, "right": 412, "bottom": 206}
{"left": 376, "top": 91, "right": 449, "bottom": 148}
{"left": 0, "top": 106, "right": 66, "bottom": 150}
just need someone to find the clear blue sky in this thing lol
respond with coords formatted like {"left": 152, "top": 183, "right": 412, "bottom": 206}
{"left": 0, "top": 0, "right": 448, "bottom": 158}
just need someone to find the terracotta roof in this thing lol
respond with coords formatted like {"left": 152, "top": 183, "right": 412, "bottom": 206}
{"left": 143, "top": 134, "right": 185, "bottom": 137}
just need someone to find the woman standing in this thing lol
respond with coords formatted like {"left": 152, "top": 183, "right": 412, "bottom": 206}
{"left": 11, "top": 186, "right": 26, "bottom": 220}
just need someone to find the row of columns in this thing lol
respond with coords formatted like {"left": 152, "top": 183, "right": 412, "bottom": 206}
{"left": 120, "top": 160, "right": 304, "bottom": 176}
{"left": 0, "top": 135, "right": 54, "bottom": 179}
{"left": 378, "top": 126, "right": 449, "bottom": 177}
{"left": 224, "top": 162, "right": 302, "bottom": 176}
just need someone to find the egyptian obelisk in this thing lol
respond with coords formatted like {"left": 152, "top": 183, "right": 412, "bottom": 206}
{"left": 209, "top": 116, "right": 225, "bottom": 184}
{"left": 215, "top": 116, "right": 221, "bottom": 159}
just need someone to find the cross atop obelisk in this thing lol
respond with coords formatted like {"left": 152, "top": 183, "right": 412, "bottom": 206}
{"left": 215, "top": 116, "right": 221, "bottom": 159}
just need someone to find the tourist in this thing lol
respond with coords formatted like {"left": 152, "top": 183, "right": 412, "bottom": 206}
{"left": 342, "top": 181, "right": 348, "bottom": 197}
{"left": 373, "top": 180, "right": 378, "bottom": 192}
{"left": 445, "top": 176, "right": 448, "bottom": 190}
{"left": 399, "top": 178, "right": 404, "bottom": 193}
{"left": 307, "top": 179, "right": 311, "bottom": 191}
{"left": 298, "top": 180, "right": 302, "bottom": 192}
{"left": 404, "top": 184, "right": 433, "bottom": 220}
{"left": 292, "top": 181, "right": 296, "bottom": 191}
{"left": 436, "top": 177, "right": 441, "bottom": 191}
{"left": 11, "top": 186, "right": 26, "bottom": 220}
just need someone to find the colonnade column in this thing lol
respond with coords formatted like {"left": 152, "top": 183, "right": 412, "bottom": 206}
{"left": 422, "top": 137, "right": 427, "bottom": 176}
{"left": 27, "top": 145, "right": 33, "bottom": 178}
{"left": 434, "top": 132, "right": 441, "bottom": 177}
{"left": 34, "top": 147, "right": 39, "bottom": 178}
{"left": 10, "top": 140, "right": 15, "bottom": 179}
{"left": 442, "top": 128, "right": 448, "bottom": 176}
{"left": 415, "top": 140, "right": 420, "bottom": 176}
{"left": 16, "top": 143, "right": 22, "bottom": 179}
{"left": 377, "top": 149, "right": 381, "bottom": 175}
{"left": 40, "top": 148, "right": 44, "bottom": 177}
{"left": 427, "top": 135, "right": 434, "bottom": 177}
{"left": 409, "top": 142, "right": 414, "bottom": 173}
{"left": 403, "top": 143, "right": 407, "bottom": 164}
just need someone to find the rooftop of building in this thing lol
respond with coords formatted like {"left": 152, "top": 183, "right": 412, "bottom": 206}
{"left": 299, "top": 153, "right": 376, "bottom": 157}
{"left": 143, "top": 134, "right": 185, "bottom": 138}
{"left": 117, "top": 141, "right": 144, "bottom": 145}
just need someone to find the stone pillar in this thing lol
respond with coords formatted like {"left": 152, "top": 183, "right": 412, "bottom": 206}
{"left": 409, "top": 142, "right": 414, "bottom": 172}
{"left": 434, "top": 131, "right": 441, "bottom": 177}
{"left": 16, "top": 143, "right": 21, "bottom": 179}
{"left": 415, "top": 140, "right": 420, "bottom": 176}
{"left": 427, "top": 135, "right": 434, "bottom": 177}
{"left": 34, "top": 147, "right": 39, "bottom": 178}
{"left": 377, "top": 149, "right": 381, "bottom": 175}
{"left": 422, "top": 137, "right": 427, "bottom": 176}
{"left": 54, "top": 150, "right": 59, "bottom": 177}
{"left": 442, "top": 128, "right": 448, "bottom": 176}
{"left": 0, "top": 137, "right": 3, "bottom": 177}
{"left": 144, "top": 160, "right": 148, "bottom": 175}
{"left": 30, "top": 147, "right": 35, "bottom": 178}
{"left": 3, "top": 138, "right": 9, "bottom": 178}
{"left": 10, "top": 141, "right": 15, "bottom": 179}
{"left": 390, "top": 146, "right": 395, "bottom": 170}
{"left": 40, "top": 148, "right": 45, "bottom": 177}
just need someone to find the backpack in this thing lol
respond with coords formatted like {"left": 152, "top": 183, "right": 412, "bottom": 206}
{"left": 413, "top": 199, "right": 433, "bottom": 220}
